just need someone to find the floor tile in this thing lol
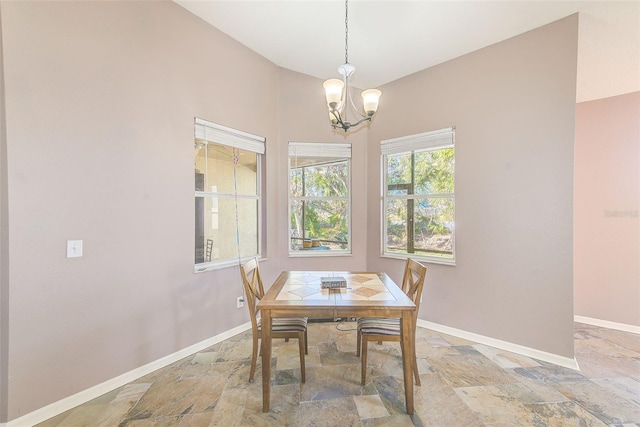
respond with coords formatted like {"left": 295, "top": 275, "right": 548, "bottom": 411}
{"left": 298, "top": 397, "right": 361, "bottom": 427}
{"left": 353, "top": 394, "right": 390, "bottom": 419}
{"left": 34, "top": 321, "right": 639, "bottom": 427}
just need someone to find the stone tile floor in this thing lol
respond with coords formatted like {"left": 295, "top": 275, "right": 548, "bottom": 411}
{"left": 37, "top": 321, "right": 639, "bottom": 426}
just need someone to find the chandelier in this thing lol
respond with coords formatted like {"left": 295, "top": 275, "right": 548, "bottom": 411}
{"left": 323, "top": 0, "right": 381, "bottom": 132}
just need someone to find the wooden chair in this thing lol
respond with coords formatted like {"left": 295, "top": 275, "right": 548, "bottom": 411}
{"left": 356, "top": 258, "right": 427, "bottom": 386}
{"left": 240, "top": 257, "right": 308, "bottom": 382}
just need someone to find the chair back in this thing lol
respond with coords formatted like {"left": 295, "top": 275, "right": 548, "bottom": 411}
{"left": 240, "top": 257, "right": 265, "bottom": 333}
{"left": 401, "top": 258, "right": 427, "bottom": 314}
{"left": 205, "top": 239, "right": 214, "bottom": 262}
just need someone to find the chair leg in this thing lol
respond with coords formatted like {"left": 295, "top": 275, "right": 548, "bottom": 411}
{"left": 249, "top": 334, "right": 259, "bottom": 382}
{"left": 356, "top": 329, "right": 361, "bottom": 357}
{"left": 401, "top": 329, "right": 420, "bottom": 385}
{"left": 304, "top": 329, "right": 308, "bottom": 355}
{"left": 361, "top": 336, "right": 368, "bottom": 385}
{"left": 412, "top": 323, "right": 420, "bottom": 386}
{"left": 298, "top": 332, "right": 306, "bottom": 383}
{"left": 412, "top": 335, "right": 420, "bottom": 386}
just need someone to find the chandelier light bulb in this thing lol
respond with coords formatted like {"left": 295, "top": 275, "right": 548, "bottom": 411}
{"left": 361, "top": 89, "right": 382, "bottom": 116}
{"left": 323, "top": 79, "right": 344, "bottom": 109}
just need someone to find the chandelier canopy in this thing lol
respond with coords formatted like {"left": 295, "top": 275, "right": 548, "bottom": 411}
{"left": 323, "top": 0, "right": 381, "bottom": 132}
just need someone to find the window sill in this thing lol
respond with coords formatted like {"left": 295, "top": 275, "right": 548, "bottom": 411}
{"left": 289, "top": 251, "right": 351, "bottom": 258}
{"left": 381, "top": 253, "right": 456, "bottom": 266}
{"left": 194, "top": 256, "right": 266, "bottom": 273}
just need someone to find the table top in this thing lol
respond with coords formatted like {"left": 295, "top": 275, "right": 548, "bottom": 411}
{"left": 258, "top": 271, "right": 415, "bottom": 317}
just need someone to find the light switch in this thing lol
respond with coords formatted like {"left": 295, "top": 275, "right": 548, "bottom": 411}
{"left": 67, "top": 240, "right": 83, "bottom": 258}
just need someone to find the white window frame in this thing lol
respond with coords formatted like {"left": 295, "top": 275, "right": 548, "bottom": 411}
{"left": 288, "top": 142, "right": 352, "bottom": 257}
{"left": 194, "top": 118, "right": 265, "bottom": 272}
{"left": 381, "top": 127, "right": 455, "bottom": 266}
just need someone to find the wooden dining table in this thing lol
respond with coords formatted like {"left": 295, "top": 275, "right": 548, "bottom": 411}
{"left": 256, "top": 271, "right": 417, "bottom": 414}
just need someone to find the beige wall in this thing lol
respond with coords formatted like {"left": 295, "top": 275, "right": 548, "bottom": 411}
{"left": 574, "top": 92, "right": 640, "bottom": 327}
{"left": 0, "top": 2, "right": 9, "bottom": 420}
{"left": 0, "top": 1, "right": 581, "bottom": 422}
{"left": 0, "top": 1, "right": 280, "bottom": 420}
{"left": 367, "top": 15, "right": 579, "bottom": 358}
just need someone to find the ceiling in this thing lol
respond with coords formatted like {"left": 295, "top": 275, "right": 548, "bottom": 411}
{"left": 175, "top": 1, "right": 639, "bottom": 103}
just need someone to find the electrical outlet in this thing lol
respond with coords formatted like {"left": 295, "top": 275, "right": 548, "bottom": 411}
{"left": 236, "top": 296, "right": 244, "bottom": 309}
{"left": 67, "top": 240, "right": 83, "bottom": 258}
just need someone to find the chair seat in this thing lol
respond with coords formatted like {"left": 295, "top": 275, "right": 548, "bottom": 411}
{"left": 258, "top": 317, "right": 308, "bottom": 332}
{"left": 357, "top": 317, "right": 400, "bottom": 335}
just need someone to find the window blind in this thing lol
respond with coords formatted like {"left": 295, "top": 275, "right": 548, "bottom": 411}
{"left": 380, "top": 127, "right": 454, "bottom": 155}
{"left": 288, "top": 142, "right": 351, "bottom": 158}
{"left": 195, "top": 117, "right": 265, "bottom": 154}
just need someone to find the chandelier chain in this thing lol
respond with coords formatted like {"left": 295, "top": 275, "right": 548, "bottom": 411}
{"left": 344, "top": 0, "right": 349, "bottom": 64}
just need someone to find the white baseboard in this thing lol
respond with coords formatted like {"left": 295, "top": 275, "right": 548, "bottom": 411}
{"left": 9, "top": 317, "right": 630, "bottom": 426}
{"left": 574, "top": 315, "right": 640, "bottom": 335}
{"left": 417, "top": 319, "right": 580, "bottom": 371}
{"left": 2, "top": 322, "right": 252, "bottom": 427}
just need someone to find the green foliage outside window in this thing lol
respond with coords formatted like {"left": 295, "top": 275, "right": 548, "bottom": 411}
{"left": 289, "top": 158, "right": 349, "bottom": 251}
{"left": 385, "top": 148, "right": 454, "bottom": 259}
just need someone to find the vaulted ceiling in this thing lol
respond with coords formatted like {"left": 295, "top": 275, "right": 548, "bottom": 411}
{"left": 176, "top": 1, "right": 639, "bottom": 103}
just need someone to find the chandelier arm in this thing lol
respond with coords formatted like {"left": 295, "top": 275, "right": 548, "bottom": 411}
{"left": 333, "top": 115, "right": 372, "bottom": 132}
{"left": 348, "top": 116, "right": 372, "bottom": 128}
{"left": 347, "top": 90, "right": 367, "bottom": 119}
{"left": 341, "top": 70, "right": 350, "bottom": 123}
{"left": 330, "top": 108, "right": 343, "bottom": 124}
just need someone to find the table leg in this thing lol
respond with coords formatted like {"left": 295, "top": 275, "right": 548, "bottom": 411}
{"left": 401, "top": 311, "right": 414, "bottom": 414}
{"left": 261, "top": 310, "right": 272, "bottom": 412}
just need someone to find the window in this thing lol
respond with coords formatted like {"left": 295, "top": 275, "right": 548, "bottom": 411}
{"left": 381, "top": 127, "right": 455, "bottom": 264}
{"left": 289, "top": 142, "right": 351, "bottom": 255}
{"left": 194, "top": 118, "right": 265, "bottom": 271}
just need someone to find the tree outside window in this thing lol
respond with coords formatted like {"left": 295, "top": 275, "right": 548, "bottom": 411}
{"left": 289, "top": 143, "right": 351, "bottom": 255}
{"left": 382, "top": 128, "right": 455, "bottom": 264}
